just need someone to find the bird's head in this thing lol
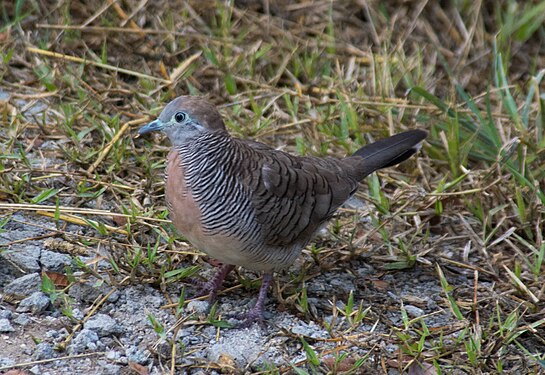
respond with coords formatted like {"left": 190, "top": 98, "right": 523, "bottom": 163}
{"left": 139, "top": 96, "right": 227, "bottom": 145}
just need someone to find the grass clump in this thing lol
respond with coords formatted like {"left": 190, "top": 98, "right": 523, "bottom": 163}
{"left": 0, "top": 1, "right": 544, "bottom": 373}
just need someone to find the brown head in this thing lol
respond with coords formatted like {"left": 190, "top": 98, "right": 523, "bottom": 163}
{"left": 139, "top": 96, "right": 227, "bottom": 146}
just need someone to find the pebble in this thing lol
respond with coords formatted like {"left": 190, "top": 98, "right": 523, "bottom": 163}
{"left": 17, "top": 292, "right": 50, "bottom": 314}
{"left": 69, "top": 329, "right": 100, "bottom": 354}
{"left": 3, "top": 273, "right": 42, "bottom": 296}
{"left": 404, "top": 304, "right": 425, "bottom": 318}
{"left": 84, "top": 313, "right": 123, "bottom": 336}
{"left": 0, "top": 318, "right": 14, "bottom": 332}
{"left": 40, "top": 250, "right": 73, "bottom": 272}
{"left": 0, "top": 357, "right": 15, "bottom": 367}
{"left": 13, "top": 314, "right": 31, "bottom": 326}
{"left": 33, "top": 342, "right": 56, "bottom": 360}
{"left": 186, "top": 300, "right": 209, "bottom": 315}
{"left": 125, "top": 345, "right": 151, "bottom": 364}
{"left": 1, "top": 245, "right": 41, "bottom": 273}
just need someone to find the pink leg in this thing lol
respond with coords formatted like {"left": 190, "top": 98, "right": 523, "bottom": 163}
{"left": 196, "top": 264, "right": 235, "bottom": 303}
{"left": 237, "top": 272, "right": 273, "bottom": 327}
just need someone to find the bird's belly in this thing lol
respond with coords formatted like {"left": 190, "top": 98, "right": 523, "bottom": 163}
{"left": 171, "top": 205, "right": 291, "bottom": 271}
{"left": 167, "top": 192, "right": 302, "bottom": 272}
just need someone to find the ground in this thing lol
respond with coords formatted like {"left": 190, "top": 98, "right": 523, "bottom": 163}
{"left": 1, "top": 1, "right": 545, "bottom": 374}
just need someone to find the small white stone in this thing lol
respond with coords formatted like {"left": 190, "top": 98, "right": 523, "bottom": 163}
{"left": 186, "top": 300, "right": 209, "bottom": 315}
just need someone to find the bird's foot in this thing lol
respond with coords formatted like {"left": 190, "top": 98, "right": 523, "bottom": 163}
{"left": 186, "top": 277, "right": 206, "bottom": 289}
{"left": 232, "top": 272, "right": 274, "bottom": 328}
{"left": 234, "top": 307, "right": 266, "bottom": 328}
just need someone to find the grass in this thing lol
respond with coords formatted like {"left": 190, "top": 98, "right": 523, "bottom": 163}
{"left": 1, "top": 0, "right": 545, "bottom": 374}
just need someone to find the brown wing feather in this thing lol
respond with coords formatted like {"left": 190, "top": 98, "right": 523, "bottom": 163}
{"left": 241, "top": 141, "right": 360, "bottom": 247}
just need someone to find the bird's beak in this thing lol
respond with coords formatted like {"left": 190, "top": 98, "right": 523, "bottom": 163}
{"left": 138, "top": 119, "right": 164, "bottom": 135}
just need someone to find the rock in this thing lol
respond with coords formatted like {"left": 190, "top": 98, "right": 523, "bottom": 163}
{"left": 0, "top": 245, "right": 41, "bottom": 273}
{"left": 106, "top": 350, "right": 122, "bottom": 361}
{"left": 13, "top": 313, "right": 31, "bottom": 326}
{"left": 329, "top": 277, "right": 354, "bottom": 294}
{"left": 3, "top": 273, "right": 42, "bottom": 296}
{"left": 84, "top": 313, "right": 123, "bottom": 336}
{"left": 71, "top": 308, "right": 84, "bottom": 320}
{"left": 186, "top": 300, "right": 209, "bottom": 315}
{"left": 0, "top": 318, "right": 14, "bottom": 332}
{"left": 68, "top": 281, "right": 113, "bottom": 304}
{"left": 69, "top": 329, "right": 100, "bottom": 354}
{"left": 404, "top": 304, "right": 425, "bottom": 318}
{"left": 33, "top": 342, "right": 57, "bottom": 360}
{"left": 290, "top": 320, "right": 328, "bottom": 339}
{"left": 206, "top": 326, "right": 276, "bottom": 368}
{"left": 176, "top": 326, "right": 201, "bottom": 346}
{"left": 125, "top": 345, "right": 151, "bottom": 364}
{"left": 17, "top": 292, "right": 50, "bottom": 314}
{"left": 0, "top": 357, "right": 15, "bottom": 367}
{"left": 40, "top": 250, "right": 72, "bottom": 272}
{"left": 46, "top": 329, "right": 61, "bottom": 339}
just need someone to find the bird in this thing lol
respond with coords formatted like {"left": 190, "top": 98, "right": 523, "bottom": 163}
{"left": 139, "top": 96, "right": 427, "bottom": 326}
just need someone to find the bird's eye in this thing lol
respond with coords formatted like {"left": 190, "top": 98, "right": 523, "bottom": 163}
{"left": 174, "top": 112, "right": 187, "bottom": 123}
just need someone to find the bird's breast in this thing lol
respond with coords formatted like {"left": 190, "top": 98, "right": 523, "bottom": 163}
{"left": 165, "top": 149, "right": 264, "bottom": 268}
{"left": 165, "top": 149, "right": 203, "bottom": 241}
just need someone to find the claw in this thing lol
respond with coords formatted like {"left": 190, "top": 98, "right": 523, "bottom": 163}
{"left": 233, "top": 272, "right": 273, "bottom": 328}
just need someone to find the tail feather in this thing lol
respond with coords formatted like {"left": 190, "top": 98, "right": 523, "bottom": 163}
{"left": 353, "top": 129, "right": 427, "bottom": 175}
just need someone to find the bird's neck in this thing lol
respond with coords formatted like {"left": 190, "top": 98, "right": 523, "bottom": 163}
{"left": 167, "top": 128, "right": 228, "bottom": 148}
{"left": 174, "top": 131, "right": 234, "bottom": 163}
{"left": 175, "top": 132, "right": 243, "bottom": 200}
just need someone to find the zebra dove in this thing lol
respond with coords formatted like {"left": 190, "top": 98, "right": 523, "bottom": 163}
{"left": 139, "top": 96, "right": 426, "bottom": 326}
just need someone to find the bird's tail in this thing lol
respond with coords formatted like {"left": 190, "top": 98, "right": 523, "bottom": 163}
{"left": 352, "top": 129, "right": 427, "bottom": 175}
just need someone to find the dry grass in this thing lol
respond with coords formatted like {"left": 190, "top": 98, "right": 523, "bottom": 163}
{"left": 1, "top": 0, "right": 545, "bottom": 374}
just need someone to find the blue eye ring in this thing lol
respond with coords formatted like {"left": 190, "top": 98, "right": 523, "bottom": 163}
{"left": 174, "top": 112, "right": 187, "bottom": 123}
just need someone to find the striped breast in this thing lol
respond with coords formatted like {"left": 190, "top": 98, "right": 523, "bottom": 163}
{"left": 165, "top": 147, "right": 258, "bottom": 267}
{"left": 164, "top": 149, "right": 203, "bottom": 244}
{"left": 169, "top": 133, "right": 305, "bottom": 271}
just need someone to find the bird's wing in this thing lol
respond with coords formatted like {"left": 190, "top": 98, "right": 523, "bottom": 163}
{"left": 244, "top": 144, "right": 360, "bottom": 247}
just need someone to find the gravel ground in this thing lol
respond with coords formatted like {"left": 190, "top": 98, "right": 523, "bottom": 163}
{"left": 0, "top": 207, "right": 470, "bottom": 374}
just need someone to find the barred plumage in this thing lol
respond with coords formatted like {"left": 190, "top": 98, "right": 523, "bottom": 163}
{"left": 139, "top": 95, "right": 427, "bottom": 325}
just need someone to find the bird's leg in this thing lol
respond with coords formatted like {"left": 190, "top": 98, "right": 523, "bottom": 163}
{"left": 196, "top": 263, "right": 235, "bottom": 303}
{"left": 237, "top": 272, "right": 273, "bottom": 327}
